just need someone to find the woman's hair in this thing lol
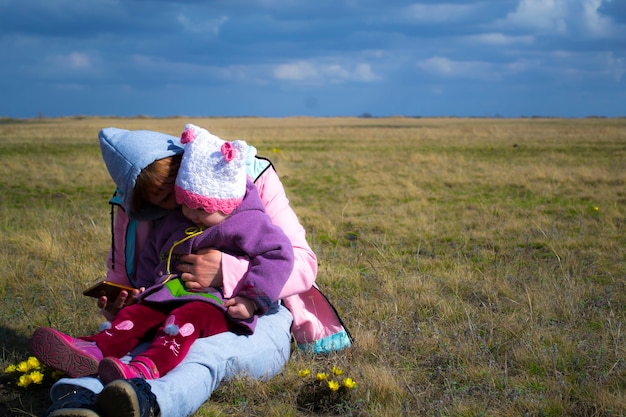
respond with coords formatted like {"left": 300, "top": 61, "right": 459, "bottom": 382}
{"left": 132, "top": 155, "right": 182, "bottom": 211}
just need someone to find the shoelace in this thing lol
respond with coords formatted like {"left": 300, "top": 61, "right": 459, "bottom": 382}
{"left": 46, "top": 388, "right": 97, "bottom": 415}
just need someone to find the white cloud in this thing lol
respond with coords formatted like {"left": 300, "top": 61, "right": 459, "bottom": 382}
{"left": 53, "top": 83, "right": 88, "bottom": 91}
{"left": 602, "top": 51, "right": 625, "bottom": 81}
{"left": 417, "top": 56, "right": 453, "bottom": 75}
{"left": 467, "top": 32, "right": 535, "bottom": 46}
{"left": 131, "top": 54, "right": 225, "bottom": 81}
{"left": 274, "top": 61, "right": 318, "bottom": 81}
{"left": 506, "top": 49, "right": 624, "bottom": 83}
{"left": 498, "top": 0, "right": 619, "bottom": 37}
{"left": 501, "top": 0, "right": 569, "bottom": 34}
{"left": 68, "top": 52, "right": 92, "bottom": 69}
{"left": 416, "top": 56, "right": 535, "bottom": 80}
{"left": 404, "top": 3, "right": 477, "bottom": 22}
{"left": 28, "top": 51, "right": 100, "bottom": 81}
{"left": 581, "top": 0, "right": 616, "bottom": 37}
{"left": 355, "top": 63, "right": 377, "bottom": 81}
{"left": 416, "top": 56, "right": 493, "bottom": 78}
{"left": 42, "top": 52, "right": 94, "bottom": 72}
{"left": 503, "top": 59, "right": 536, "bottom": 73}
{"left": 178, "top": 13, "right": 229, "bottom": 35}
{"left": 273, "top": 60, "right": 379, "bottom": 84}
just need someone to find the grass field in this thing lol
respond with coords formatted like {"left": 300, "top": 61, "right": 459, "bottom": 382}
{"left": 0, "top": 116, "right": 624, "bottom": 416}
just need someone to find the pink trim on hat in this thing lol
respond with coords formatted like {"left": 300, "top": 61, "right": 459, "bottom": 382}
{"left": 175, "top": 186, "right": 243, "bottom": 215}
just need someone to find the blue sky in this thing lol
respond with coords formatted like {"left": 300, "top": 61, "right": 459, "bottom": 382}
{"left": 1, "top": 0, "right": 624, "bottom": 118}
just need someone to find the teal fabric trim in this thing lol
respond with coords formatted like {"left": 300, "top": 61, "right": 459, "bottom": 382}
{"left": 297, "top": 330, "right": 352, "bottom": 354}
{"left": 245, "top": 147, "right": 271, "bottom": 181}
{"left": 109, "top": 189, "right": 123, "bottom": 205}
{"left": 125, "top": 219, "right": 137, "bottom": 286}
{"left": 165, "top": 279, "right": 222, "bottom": 305}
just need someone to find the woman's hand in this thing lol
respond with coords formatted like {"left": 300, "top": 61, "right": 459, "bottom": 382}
{"left": 178, "top": 247, "right": 223, "bottom": 290}
{"left": 97, "top": 288, "right": 143, "bottom": 321}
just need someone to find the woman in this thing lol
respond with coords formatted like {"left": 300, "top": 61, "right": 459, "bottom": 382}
{"left": 44, "top": 127, "right": 351, "bottom": 417}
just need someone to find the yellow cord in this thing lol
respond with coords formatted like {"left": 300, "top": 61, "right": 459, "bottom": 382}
{"left": 162, "top": 226, "right": 205, "bottom": 284}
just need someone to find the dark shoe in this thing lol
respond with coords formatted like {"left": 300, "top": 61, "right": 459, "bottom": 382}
{"left": 45, "top": 386, "right": 100, "bottom": 417}
{"left": 30, "top": 327, "right": 103, "bottom": 377}
{"left": 98, "top": 357, "right": 160, "bottom": 384}
{"left": 96, "top": 378, "right": 160, "bottom": 417}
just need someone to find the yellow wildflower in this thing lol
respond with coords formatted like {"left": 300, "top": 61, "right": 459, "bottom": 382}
{"left": 29, "top": 371, "right": 44, "bottom": 384}
{"left": 18, "top": 374, "right": 32, "bottom": 387}
{"left": 328, "top": 380, "right": 340, "bottom": 392}
{"left": 316, "top": 372, "right": 329, "bottom": 381}
{"left": 343, "top": 377, "right": 357, "bottom": 389}
{"left": 16, "top": 361, "right": 30, "bottom": 373}
{"left": 5, "top": 364, "right": 17, "bottom": 374}
{"left": 51, "top": 370, "right": 65, "bottom": 380}
{"left": 298, "top": 369, "right": 311, "bottom": 378}
{"left": 27, "top": 356, "right": 41, "bottom": 369}
{"left": 332, "top": 365, "right": 343, "bottom": 376}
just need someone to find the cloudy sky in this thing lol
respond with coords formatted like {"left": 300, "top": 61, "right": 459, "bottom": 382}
{"left": 1, "top": 0, "right": 624, "bottom": 118}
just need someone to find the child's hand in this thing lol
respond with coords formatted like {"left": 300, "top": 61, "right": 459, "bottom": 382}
{"left": 98, "top": 287, "right": 144, "bottom": 321}
{"left": 224, "top": 296, "right": 256, "bottom": 320}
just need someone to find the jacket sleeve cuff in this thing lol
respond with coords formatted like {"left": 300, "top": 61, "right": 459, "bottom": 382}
{"left": 220, "top": 252, "right": 250, "bottom": 298}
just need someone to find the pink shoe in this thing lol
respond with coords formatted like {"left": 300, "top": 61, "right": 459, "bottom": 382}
{"left": 98, "top": 357, "right": 160, "bottom": 384}
{"left": 29, "top": 327, "right": 103, "bottom": 377}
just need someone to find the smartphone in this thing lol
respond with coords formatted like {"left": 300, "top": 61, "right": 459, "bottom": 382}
{"left": 82, "top": 280, "right": 136, "bottom": 299}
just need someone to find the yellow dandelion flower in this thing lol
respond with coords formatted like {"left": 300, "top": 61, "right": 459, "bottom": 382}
{"left": 18, "top": 374, "right": 32, "bottom": 387}
{"left": 16, "top": 361, "right": 30, "bottom": 373}
{"left": 328, "top": 380, "right": 340, "bottom": 392}
{"left": 343, "top": 377, "right": 357, "bottom": 389}
{"left": 51, "top": 370, "right": 65, "bottom": 380}
{"left": 29, "top": 371, "right": 44, "bottom": 384}
{"left": 332, "top": 365, "right": 343, "bottom": 376}
{"left": 316, "top": 372, "right": 329, "bottom": 381}
{"left": 5, "top": 364, "right": 17, "bottom": 374}
{"left": 298, "top": 369, "right": 311, "bottom": 378}
{"left": 27, "top": 357, "right": 41, "bottom": 369}
{"left": 593, "top": 206, "right": 599, "bottom": 211}
{"left": 270, "top": 147, "right": 282, "bottom": 154}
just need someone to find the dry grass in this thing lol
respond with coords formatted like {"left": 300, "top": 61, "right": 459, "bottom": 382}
{"left": 1, "top": 116, "right": 625, "bottom": 416}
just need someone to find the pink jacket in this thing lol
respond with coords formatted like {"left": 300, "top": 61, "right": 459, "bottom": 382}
{"left": 105, "top": 157, "right": 351, "bottom": 353}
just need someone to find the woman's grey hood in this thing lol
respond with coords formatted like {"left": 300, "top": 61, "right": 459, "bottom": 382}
{"left": 99, "top": 127, "right": 184, "bottom": 221}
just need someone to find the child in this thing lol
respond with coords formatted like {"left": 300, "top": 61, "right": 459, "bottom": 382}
{"left": 30, "top": 124, "right": 294, "bottom": 383}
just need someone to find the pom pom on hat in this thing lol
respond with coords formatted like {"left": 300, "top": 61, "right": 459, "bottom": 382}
{"left": 175, "top": 124, "right": 248, "bottom": 215}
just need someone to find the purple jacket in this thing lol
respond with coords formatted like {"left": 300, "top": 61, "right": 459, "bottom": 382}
{"left": 135, "top": 179, "right": 294, "bottom": 333}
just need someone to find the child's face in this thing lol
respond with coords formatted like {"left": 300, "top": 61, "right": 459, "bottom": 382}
{"left": 181, "top": 205, "right": 228, "bottom": 228}
{"left": 146, "top": 183, "right": 178, "bottom": 210}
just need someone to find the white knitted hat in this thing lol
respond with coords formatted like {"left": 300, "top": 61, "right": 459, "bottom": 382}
{"left": 175, "top": 124, "right": 248, "bottom": 215}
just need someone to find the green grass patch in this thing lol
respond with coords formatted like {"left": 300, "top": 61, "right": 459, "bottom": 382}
{"left": 1, "top": 116, "right": 625, "bottom": 416}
